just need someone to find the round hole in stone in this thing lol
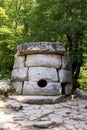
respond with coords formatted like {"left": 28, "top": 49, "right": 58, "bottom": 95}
{"left": 37, "top": 79, "right": 47, "bottom": 88}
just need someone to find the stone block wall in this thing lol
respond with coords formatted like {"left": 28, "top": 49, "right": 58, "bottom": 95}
{"left": 11, "top": 42, "right": 72, "bottom": 96}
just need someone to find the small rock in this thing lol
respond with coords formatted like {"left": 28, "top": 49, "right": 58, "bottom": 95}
{"left": 12, "top": 105, "right": 23, "bottom": 111}
{"left": 33, "top": 121, "right": 56, "bottom": 128}
{"left": 0, "top": 81, "right": 11, "bottom": 94}
{"left": 6, "top": 104, "right": 23, "bottom": 111}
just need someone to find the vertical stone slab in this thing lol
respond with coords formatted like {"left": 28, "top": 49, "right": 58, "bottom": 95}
{"left": 62, "top": 83, "right": 73, "bottom": 95}
{"left": 11, "top": 69, "right": 18, "bottom": 81}
{"left": 12, "top": 81, "right": 23, "bottom": 94}
{"left": 11, "top": 67, "right": 28, "bottom": 81}
{"left": 13, "top": 56, "right": 25, "bottom": 69}
{"left": 28, "top": 67, "right": 58, "bottom": 82}
{"left": 62, "top": 56, "right": 72, "bottom": 70}
{"left": 58, "top": 70, "right": 72, "bottom": 83}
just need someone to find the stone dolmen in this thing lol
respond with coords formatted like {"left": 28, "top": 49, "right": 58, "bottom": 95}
{"left": 11, "top": 42, "right": 72, "bottom": 96}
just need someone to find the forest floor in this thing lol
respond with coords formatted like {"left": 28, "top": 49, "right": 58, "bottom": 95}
{"left": 0, "top": 96, "right": 87, "bottom": 130}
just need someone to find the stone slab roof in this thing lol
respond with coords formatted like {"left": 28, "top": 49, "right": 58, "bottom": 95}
{"left": 17, "top": 42, "right": 65, "bottom": 55}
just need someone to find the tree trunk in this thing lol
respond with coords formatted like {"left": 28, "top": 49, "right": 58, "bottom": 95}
{"left": 66, "top": 33, "right": 83, "bottom": 91}
{"left": 66, "top": 33, "right": 72, "bottom": 57}
{"left": 24, "top": 23, "right": 28, "bottom": 39}
{"left": 15, "top": 0, "right": 18, "bottom": 35}
{"left": 23, "top": 6, "right": 29, "bottom": 39}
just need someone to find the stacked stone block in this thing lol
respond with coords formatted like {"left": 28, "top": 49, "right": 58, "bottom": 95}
{"left": 11, "top": 42, "right": 72, "bottom": 95}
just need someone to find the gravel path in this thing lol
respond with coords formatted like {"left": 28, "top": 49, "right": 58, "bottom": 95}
{"left": 0, "top": 96, "right": 87, "bottom": 130}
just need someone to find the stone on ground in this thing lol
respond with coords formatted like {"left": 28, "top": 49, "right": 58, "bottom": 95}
{"left": 0, "top": 80, "right": 11, "bottom": 94}
{"left": 9, "top": 95, "right": 65, "bottom": 104}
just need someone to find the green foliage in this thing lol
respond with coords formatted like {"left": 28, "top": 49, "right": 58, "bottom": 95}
{"left": 0, "top": 27, "right": 15, "bottom": 78}
{"left": 78, "top": 57, "right": 87, "bottom": 91}
{"left": 0, "top": 7, "right": 8, "bottom": 26}
{"left": 0, "top": 95, "right": 5, "bottom": 101}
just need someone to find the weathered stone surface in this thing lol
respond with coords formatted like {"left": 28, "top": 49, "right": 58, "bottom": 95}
{"left": 23, "top": 81, "right": 62, "bottom": 96}
{"left": 9, "top": 95, "right": 65, "bottom": 104}
{"left": 11, "top": 67, "right": 28, "bottom": 81}
{"left": 12, "top": 82, "right": 23, "bottom": 94}
{"left": 11, "top": 42, "right": 72, "bottom": 97}
{"left": 28, "top": 67, "right": 58, "bottom": 82}
{"left": 0, "top": 79, "right": 11, "bottom": 85}
{"left": 6, "top": 103, "right": 23, "bottom": 111}
{"left": 13, "top": 56, "right": 25, "bottom": 69}
{"left": 26, "top": 54, "right": 61, "bottom": 68}
{"left": 32, "top": 121, "right": 55, "bottom": 128}
{"left": 62, "top": 83, "right": 73, "bottom": 95}
{"left": 58, "top": 69, "right": 72, "bottom": 83}
{"left": 62, "top": 56, "right": 72, "bottom": 70}
{"left": 0, "top": 81, "right": 11, "bottom": 94}
{"left": 17, "top": 42, "right": 65, "bottom": 56}
{"left": 1, "top": 96, "right": 87, "bottom": 130}
{"left": 75, "top": 88, "right": 87, "bottom": 100}
{"left": 48, "top": 114, "right": 63, "bottom": 124}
